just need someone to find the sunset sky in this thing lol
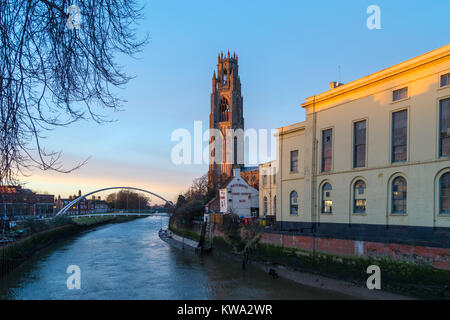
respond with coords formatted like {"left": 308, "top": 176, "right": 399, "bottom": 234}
{"left": 23, "top": 0, "right": 450, "bottom": 204}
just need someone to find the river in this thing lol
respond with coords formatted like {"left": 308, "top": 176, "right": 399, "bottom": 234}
{"left": 0, "top": 216, "right": 352, "bottom": 300}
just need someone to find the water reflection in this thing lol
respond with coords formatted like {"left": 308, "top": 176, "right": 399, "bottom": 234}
{"left": 0, "top": 217, "right": 351, "bottom": 300}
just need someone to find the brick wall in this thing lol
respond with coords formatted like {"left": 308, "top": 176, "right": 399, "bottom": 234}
{"left": 256, "top": 232, "right": 450, "bottom": 270}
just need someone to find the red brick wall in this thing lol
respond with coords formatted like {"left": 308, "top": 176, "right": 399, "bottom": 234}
{"left": 256, "top": 233, "right": 450, "bottom": 271}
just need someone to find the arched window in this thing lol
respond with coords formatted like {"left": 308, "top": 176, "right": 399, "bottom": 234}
{"left": 321, "top": 183, "right": 332, "bottom": 214}
{"left": 440, "top": 172, "right": 450, "bottom": 215}
{"left": 353, "top": 180, "right": 366, "bottom": 214}
{"left": 263, "top": 196, "right": 268, "bottom": 216}
{"left": 273, "top": 196, "right": 277, "bottom": 215}
{"left": 290, "top": 191, "right": 298, "bottom": 215}
{"left": 392, "top": 176, "right": 407, "bottom": 214}
{"left": 219, "top": 97, "right": 229, "bottom": 122}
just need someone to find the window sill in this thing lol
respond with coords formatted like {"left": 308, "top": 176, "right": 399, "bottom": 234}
{"left": 390, "top": 213, "right": 407, "bottom": 216}
{"left": 438, "top": 84, "right": 450, "bottom": 91}
{"left": 438, "top": 213, "right": 450, "bottom": 217}
{"left": 321, "top": 212, "right": 333, "bottom": 215}
{"left": 391, "top": 160, "right": 408, "bottom": 165}
{"left": 353, "top": 213, "right": 367, "bottom": 216}
{"left": 391, "top": 97, "right": 410, "bottom": 105}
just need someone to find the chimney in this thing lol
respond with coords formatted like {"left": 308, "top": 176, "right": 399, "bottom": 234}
{"left": 233, "top": 167, "right": 241, "bottom": 177}
{"left": 329, "top": 81, "right": 344, "bottom": 90}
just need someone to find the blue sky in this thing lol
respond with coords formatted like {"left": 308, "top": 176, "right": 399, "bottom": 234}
{"left": 27, "top": 0, "right": 450, "bottom": 203}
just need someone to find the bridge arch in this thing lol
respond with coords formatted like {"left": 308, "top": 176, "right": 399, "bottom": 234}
{"left": 56, "top": 187, "right": 175, "bottom": 217}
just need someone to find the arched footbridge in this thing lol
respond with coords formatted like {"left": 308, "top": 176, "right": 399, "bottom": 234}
{"left": 55, "top": 187, "right": 175, "bottom": 217}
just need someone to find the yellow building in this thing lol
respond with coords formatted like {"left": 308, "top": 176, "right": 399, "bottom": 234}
{"left": 275, "top": 44, "right": 450, "bottom": 248}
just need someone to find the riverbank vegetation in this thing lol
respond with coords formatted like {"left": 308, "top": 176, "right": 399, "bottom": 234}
{"left": 251, "top": 242, "right": 450, "bottom": 299}
{"left": 0, "top": 215, "right": 137, "bottom": 278}
{"left": 169, "top": 174, "right": 211, "bottom": 231}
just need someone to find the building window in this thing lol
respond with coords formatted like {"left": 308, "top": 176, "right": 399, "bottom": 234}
{"left": 273, "top": 196, "right": 277, "bottom": 215}
{"left": 392, "top": 110, "right": 408, "bottom": 163}
{"left": 392, "top": 176, "right": 407, "bottom": 214}
{"left": 322, "top": 129, "right": 333, "bottom": 172}
{"left": 290, "top": 150, "right": 298, "bottom": 172}
{"left": 440, "top": 172, "right": 450, "bottom": 215}
{"left": 440, "top": 98, "right": 450, "bottom": 157}
{"left": 219, "top": 96, "right": 229, "bottom": 121}
{"left": 263, "top": 196, "right": 268, "bottom": 216}
{"left": 273, "top": 167, "right": 276, "bottom": 184}
{"left": 263, "top": 171, "right": 267, "bottom": 186}
{"left": 290, "top": 191, "right": 298, "bottom": 215}
{"left": 353, "top": 180, "right": 366, "bottom": 214}
{"left": 321, "top": 183, "right": 332, "bottom": 214}
{"left": 441, "top": 73, "right": 450, "bottom": 87}
{"left": 393, "top": 87, "right": 408, "bottom": 102}
{"left": 353, "top": 120, "right": 366, "bottom": 168}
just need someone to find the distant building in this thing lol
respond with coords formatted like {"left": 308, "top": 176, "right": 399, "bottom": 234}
{"left": 55, "top": 190, "right": 109, "bottom": 215}
{"left": 259, "top": 161, "right": 276, "bottom": 217}
{"left": 218, "top": 168, "right": 259, "bottom": 217}
{"left": 0, "top": 186, "right": 55, "bottom": 217}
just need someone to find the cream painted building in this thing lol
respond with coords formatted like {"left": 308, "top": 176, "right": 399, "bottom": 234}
{"left": 275, "top": 45, "right": 450, "bottom": 247}
{"left": 259, "top": 160, "right": 277, "bottom": 217}
{"left": 219, "top": 168, "right": 259, "bottom": 217}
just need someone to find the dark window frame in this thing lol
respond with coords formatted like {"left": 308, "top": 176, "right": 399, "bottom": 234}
{"left": 290, "top": 150, "right": 299, "bottom": 173}
{"left": 392, "top": 176, "right": 407, "bottom": 215}
{"left": 290, "top": 191, "right": 298, "bottom": 215}
{"left": 353, "top": 180, "right": 366, "bottom": 214}
{"left": 440, "top": 172, "right": 450, "bottom": 215}
{"left": 321, "top": 183, "right": 333, "bottom": 214}
{"left": 441, "top": 73, "right": 450, "bottom": 88}
{"left": 263, "top": 196, "right": 268, "bottom": 216}
{"left": 392, "top": 110, "right": 408, "bottom": 163}
{"left": 322, "top": 129, "right": 333, "bottom": 172}
{"left": 393, "top": 87, "right": 408, "bottom": 102}
{"left": 439, "top": 98, "right": 450, "bottom": 157}
{"left": 353, "top": 120, "right": 367, "bottom": 168}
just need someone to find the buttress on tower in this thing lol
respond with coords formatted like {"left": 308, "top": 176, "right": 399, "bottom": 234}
{"left": 208, "top": 52, "right": 244, "bottom": 194}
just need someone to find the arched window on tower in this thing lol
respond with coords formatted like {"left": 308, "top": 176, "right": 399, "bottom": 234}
{"left": 220, "top": 97, "right": 230, "bottom": 122}
{"left": 223, "top": 69, "right": 228, "bottom": 85}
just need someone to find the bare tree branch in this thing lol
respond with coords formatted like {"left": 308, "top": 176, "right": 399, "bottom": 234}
{"left": 0, "top": 0, "right": 148, "bottom": 185}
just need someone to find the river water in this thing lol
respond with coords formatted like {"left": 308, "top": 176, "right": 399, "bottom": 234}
{"left": 0, "top": 216, "right": 352, "bottom": 300}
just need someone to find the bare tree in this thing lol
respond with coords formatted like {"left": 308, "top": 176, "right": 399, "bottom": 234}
{"left": 184, "top": 173, "right": 209, "bottom": 202}
{"left": 0, "top": 0, "right": 147, "bottom": 185}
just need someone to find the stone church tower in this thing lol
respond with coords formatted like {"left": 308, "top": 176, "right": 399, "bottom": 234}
{"left": 208, "top": 52, "right": 244, "bottom": 195}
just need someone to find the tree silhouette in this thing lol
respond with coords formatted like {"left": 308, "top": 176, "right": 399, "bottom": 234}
{"left": 0, "top": 0, "right": 147, "bottom": 185}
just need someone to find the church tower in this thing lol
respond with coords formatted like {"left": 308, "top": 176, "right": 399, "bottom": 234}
{"left": 208, "top": 52, "right": 244, "bottom": 195}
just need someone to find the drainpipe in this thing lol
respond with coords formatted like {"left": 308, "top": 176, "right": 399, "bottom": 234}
{"left": 280, "top": 128, "right": 283, "bottom": 232}
{"left": 310, "top": 96, "right": 318, "bottom": 263}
